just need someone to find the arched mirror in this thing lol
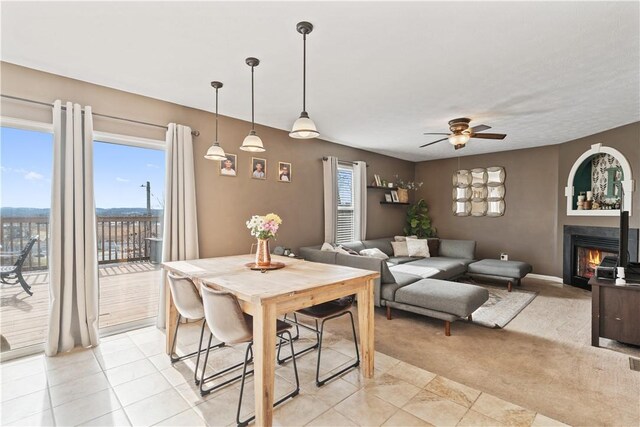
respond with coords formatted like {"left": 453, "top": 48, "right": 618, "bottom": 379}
{"left": 565, "top": 143, "right": 634, "bottom": 216}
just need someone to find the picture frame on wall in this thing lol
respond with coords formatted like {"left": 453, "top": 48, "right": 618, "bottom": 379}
{"left": 391, "top": 190, "right": 399, "bottom": 203}
{"left": 219, "top": 153, "right": 237, "bottom": 177}
{"left": 251, "top": 158, "right": 267, "bottom": 180}
{"left": 384, "top": 193, "right": 392, "bottom": 202}
{"left": 278, "top": 162, "right": 292, "bottom": 182}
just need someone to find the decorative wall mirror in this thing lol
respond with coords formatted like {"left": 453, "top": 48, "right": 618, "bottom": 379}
{"left": 565, "top": 143, "right": 634, "bottom": 216}
{"left": 452, "top": 166, "right": 505, "bottom": 217}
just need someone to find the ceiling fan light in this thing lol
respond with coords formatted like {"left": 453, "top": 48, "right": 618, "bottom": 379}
{"left": 448, "top": 133, "right": 470, "bottom": 146}
{"left": 204, "top": 142, "right": 227, "bottom": 160}
{"left": 240, "top": 130, "right": 265, "bottom": 152}
{"left": 289, "top": 113, "right": 319, "bottom": 139}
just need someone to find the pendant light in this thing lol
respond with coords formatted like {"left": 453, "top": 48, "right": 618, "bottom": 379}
{"left": 290, "top": 21, "right": 320, "bottom": 139}
{"left": 204, "top": 81, "right": 227, "bottom": 161}
{"left": 240, "top": 57, "right": 265, "bottom": 152}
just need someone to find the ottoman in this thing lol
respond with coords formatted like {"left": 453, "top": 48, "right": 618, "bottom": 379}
{"left": 467, "top": 259, "right": 532, "bottom": 292}
{"left": 385, "top": 278, "right": 489, "bottom": 336}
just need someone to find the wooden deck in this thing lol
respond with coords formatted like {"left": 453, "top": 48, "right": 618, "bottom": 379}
{"left": 0, "top": 262, "right": 161, "bottom": 353}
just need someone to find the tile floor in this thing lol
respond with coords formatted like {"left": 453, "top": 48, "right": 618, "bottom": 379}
{"left": 0, "top": 322, "right": 569, "bottom": 426}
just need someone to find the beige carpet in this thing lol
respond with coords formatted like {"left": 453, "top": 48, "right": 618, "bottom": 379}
{"left": 328, "top": 277, "right": 640, "bottom": 426}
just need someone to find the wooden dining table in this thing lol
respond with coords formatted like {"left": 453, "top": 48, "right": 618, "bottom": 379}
{"left": 162, "top": 254, "right": 379, "bottom": 426}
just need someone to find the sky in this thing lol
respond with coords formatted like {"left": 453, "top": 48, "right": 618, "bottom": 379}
{"left": 1, "top": 127, "right": 165, "bottom": 209}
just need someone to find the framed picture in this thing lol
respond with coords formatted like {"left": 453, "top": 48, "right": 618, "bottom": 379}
{"left": 391, "top": 190, "right": 399, "bottom": 203}
{"left": 219, "top": 153, "right": 237, "bottom": 177}
{"left": 374, "top": 174, "right": 382, "bottom": 187}
{"left": 384, "top": 193, "right": 392, "bottom": 202}
{"left": 278, "top": 162, "right": 292, "bottom": 182}
{"left": 251, "top": 158, "right": 267, "bottom": 180}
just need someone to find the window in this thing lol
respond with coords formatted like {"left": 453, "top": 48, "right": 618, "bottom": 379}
{"left": 336, "top": 165, "right": 355, "bottom": 244}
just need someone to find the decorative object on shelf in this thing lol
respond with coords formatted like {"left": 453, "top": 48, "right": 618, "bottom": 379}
{"left": 453, "top": 166, "right": 505, "bottom": 217}
{"left": 394, "top": 175, "right": 423, "bottom": 203}
{"left": 246, "top": 213, "right": 283, "bottom": 268}
{"left": 278, "top": 162, "right": 292, "bottom": 182}
{"left": 385, "top": 194, "right": 392, "bottom": 202}
{"left": 391, "top": 190, "right": 399, "bottom": 203}
{"left": 219, "top": 153, "right": 237, "bottom": 177}
{"left": 251, "top": 157, "right": 267, "bottom": 179}
{"left": 204, "top": 81, "right": 227, "bottom": 161}
{"left": 404, "top": 199, "right": 437, "bottom": 238}
{"left": 388, "top": 182, "right": 394, "bottom": 188}
{"left": 240, "top": 57, "right": 266, "bottom": 152}
{"left": 374, "top": 174, "right": 382, "bottom": 187}
{"left": 290, "top": 21, "right": 319, "bottom": 139}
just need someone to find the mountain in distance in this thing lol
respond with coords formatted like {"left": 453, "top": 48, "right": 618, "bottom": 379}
{"left": 1, "top": 207, "right": 163, "bottom": 217}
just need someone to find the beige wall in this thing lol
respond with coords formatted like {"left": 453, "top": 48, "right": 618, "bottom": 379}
{"left": 0, "top": 62, "right": 415, "bottom": 256}
{"left": 415, "top": 122, "right": 639, "bottom": 277}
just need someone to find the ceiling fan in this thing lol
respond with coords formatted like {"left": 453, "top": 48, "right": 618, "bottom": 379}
{"left": 420, "top": 118, "right": 506, "bottom": 150}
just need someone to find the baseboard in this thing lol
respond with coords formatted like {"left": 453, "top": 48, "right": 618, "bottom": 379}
{"left": 527, "top": 273, "right": 564, "bottom": 284}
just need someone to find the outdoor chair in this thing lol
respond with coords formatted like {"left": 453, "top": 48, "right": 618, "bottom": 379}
{"left": 199, "top": 283, "right": 300, "bottom": 427}
{"left": 0, "top": 236, "right": 38, "bottom": 296}
{"left": 277, "top": 296, "right": 360, "bottom": 387}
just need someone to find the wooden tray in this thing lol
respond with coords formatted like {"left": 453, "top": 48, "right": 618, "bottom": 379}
{"left": 245, "top": 261, "right": 286, "bottom": 272}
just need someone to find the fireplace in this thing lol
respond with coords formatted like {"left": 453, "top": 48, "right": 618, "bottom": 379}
{"left": 563, "top": 225, "right": 639, "bottom": 289}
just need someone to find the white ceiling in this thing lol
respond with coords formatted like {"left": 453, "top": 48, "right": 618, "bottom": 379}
{"left": 2, "top": 1, "right": 639, "bottom": 161}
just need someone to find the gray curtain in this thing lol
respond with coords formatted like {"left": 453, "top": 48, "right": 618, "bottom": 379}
{"left": 46, "top": 101, "right": 99, "bottom": 356}
{"left": 354, "top": 161, "right": 367, "bottom": 240}
{"left": 156, "top": 124, "right": 199, "bottom": 328}
{"left": 322, "top": 156, "right": 338, "bottom": 243}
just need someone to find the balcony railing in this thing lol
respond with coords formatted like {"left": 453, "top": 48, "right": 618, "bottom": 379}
{"left": 0, "top": 215, "right": 162, "bottom": 270}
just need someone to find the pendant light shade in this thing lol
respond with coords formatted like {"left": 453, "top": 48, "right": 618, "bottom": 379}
{"left": 204, "top": 81, "right": 227, "bottom": 161}
{"left": 240, "top": 57, "right": 266, "bottom": 152}
{"left": 290, "top": 21, "right": 320, "bottom": 139}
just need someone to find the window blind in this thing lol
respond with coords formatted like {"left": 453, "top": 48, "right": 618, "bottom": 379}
{"left": 336, "top": 166, "right": 355, "bottom": 244}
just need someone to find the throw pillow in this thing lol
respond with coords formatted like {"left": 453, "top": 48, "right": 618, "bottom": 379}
{"left": 394, "top": 235, "right": 417, "bottom": 242}
{"left": 390, "top": 241, "right": 409, "bottom": 257}
{"left": 338, "top": 245, "right": 360, "bottom": 256}
{"left": 320, "top": 242, "right": 335, "bottom": 252}
{"left": 359, "top": 248, "right": 389, "bottom": 260}
{"left": 406, "top": 238, "right": 430, "bottom": 258}
{"left": 427, "top": 238, "right": 440, "bottom": 257}
{"left": 334, "top": 246, "right": 350, "bottom": 255}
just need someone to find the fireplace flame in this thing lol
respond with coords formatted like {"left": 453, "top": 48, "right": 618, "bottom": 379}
{"left": 587, "top": 249, "right": 602, "bottom": 268}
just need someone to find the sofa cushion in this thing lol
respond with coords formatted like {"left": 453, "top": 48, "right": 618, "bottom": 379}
{"left": 363, "top": 238, "right": 394, "bottom": 256}
{"left": 360, "top": 248, "right": 389, "bottom": 260}
{"left": 299, "top": 247, "right": 337, "bottom": 264}
{"left": 407, "top": 238, "right": 430, "bottom": 257}
{"left": 380, "top": 271, "right": 422, "bottom": 301}
{"left": 427, "top": 238, "right": 440, "bottom": 257}
{"left": 335, "top": 252, "right": 395, "bottom": 285}
{"left": 394, "top": 235, "right": 417, "bottom": 242}
{"left": 389, "top": 264, "right": 440, "bottom": 279}
{"left": 341, "top": 241, "right": 366, "bottom": 253}
{"left": 439, "top": 239, "right": 476, "bottom": 260}
{"left": 387, "top": 256, "right": 421, "bottom": 265}
{"left": 407, "top": 257, "right": 468, "bottom": 278}
{"left": 467, "top": 259, "right": 532, "bottom": 279}
{"left": 395, "top": 279, "right": 489, "bottom": 318}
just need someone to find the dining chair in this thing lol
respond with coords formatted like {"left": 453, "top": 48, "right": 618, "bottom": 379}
{"left": 199, "top": 283, "right": 300, "bottom": 427}
{"left": 277, "top": 296, "right": 360, "bottom": 387}
{"left": 166, "top": 273, "right": 225, "bottom": 384}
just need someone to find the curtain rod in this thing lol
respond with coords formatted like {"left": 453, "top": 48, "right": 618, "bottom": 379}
{"left": 1, "top": 94, "right": 200, "bottom": 137}
{"left": 322, "top": 156, "right": 369, "bottom": 167}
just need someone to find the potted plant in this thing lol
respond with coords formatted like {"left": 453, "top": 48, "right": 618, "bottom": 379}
{"left": 404, "top": 199, "right": 436, "bottom": 238}
{"left": 394, "top": 175, "right": 423, "bottom": 203}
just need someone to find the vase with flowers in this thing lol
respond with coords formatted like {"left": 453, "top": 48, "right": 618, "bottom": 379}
{"left": 246, "top": 213, "right": 282, "bottom": 267}
{"left": 393, "top": 175, "right": 423, "bottom": 203}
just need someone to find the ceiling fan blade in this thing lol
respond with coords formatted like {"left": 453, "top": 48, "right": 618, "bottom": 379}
{"left": 422, "top": 132, "right": 449, "bottom": 135}
{"left": 470, "top": 133, "right": 507, "bottom": 140}
{"left": 454, "top": 144, "right": 465, "bottom": 150}
{"left": 470, "top": 124, "right": 491, "bottom": 133}
{"left": 419, "top": 137, "right": 448, "bottom": 148}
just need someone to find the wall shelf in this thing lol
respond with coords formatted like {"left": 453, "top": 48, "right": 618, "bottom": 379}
{"left": 367, "top": 185, "right": 398, "bottom": 191}
{"left": 380, "top": 201, "right": 409, "bottom": 205}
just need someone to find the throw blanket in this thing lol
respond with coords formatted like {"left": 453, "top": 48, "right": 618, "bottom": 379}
{"left": 389, "top": 264, "right": 440, "bottom": 278}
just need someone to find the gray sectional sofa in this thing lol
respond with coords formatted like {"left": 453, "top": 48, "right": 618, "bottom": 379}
{"left": 299, "top": 237, "right": 490, "bottom": 335}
